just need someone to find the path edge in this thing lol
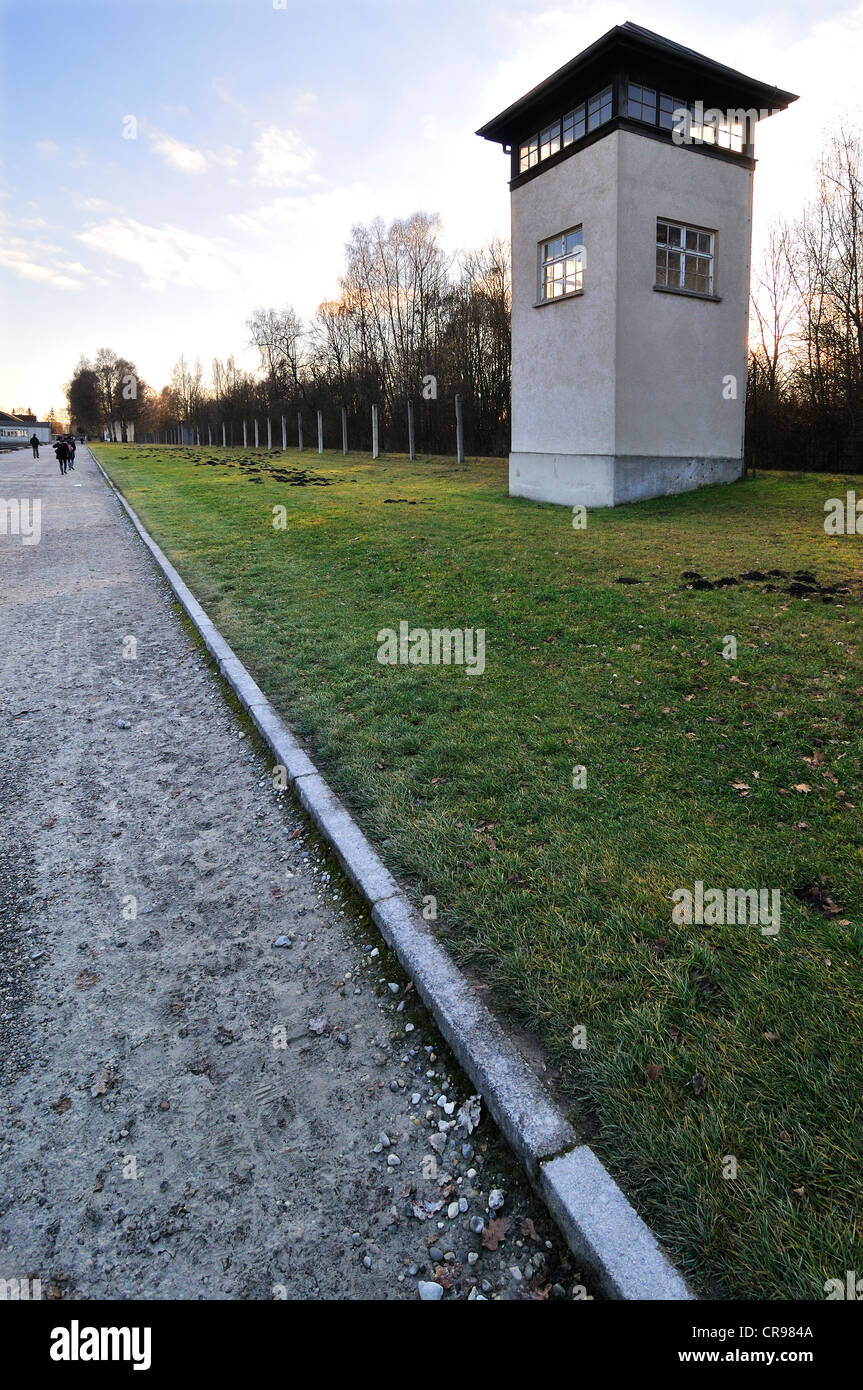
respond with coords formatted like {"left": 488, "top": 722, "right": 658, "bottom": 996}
{"left": 92, "top": 452, "right": 694, "bottom": 1302}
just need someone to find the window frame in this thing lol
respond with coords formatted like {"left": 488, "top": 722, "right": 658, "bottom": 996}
{"left": 626, "top": 80, "right": 657, "bottom": 125}
{"left": 537, "top": 224, "right": 585, "bottom": 305}
{"left": 539, "top": 119, "right": 561, "bottom": 161}
{"left": 654, "top": 218, "right": 717, "bottom": 299}
{"left": 587, "top": 84, "right": 613, "bottom": 132}
{"left": 518, "top": 134, "right": 539, "bottom": 174}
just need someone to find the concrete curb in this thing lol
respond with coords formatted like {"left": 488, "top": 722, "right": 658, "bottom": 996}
{"left": 92, "top": 453, "right": 694, "bottom": 1301}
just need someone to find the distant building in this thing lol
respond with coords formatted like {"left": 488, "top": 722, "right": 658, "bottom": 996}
{"left": 0, "top": 411, "right": 31, "bottom": 448}
{"left": 12, "top": 410, "right": 53, "bottom": 443}
{"left": 477, "top": 22, "right": 797, "bottom": 506}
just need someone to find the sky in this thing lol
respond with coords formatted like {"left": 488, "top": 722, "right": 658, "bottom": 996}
{"left": 1, "top": 0, "right": 862, "bottom": 418}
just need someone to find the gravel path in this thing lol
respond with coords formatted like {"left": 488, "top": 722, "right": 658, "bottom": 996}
{"left": 0, "top": 443, "right": 584, "bottom": 1301}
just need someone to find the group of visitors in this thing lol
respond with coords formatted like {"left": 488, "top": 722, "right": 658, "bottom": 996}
{"left": 51, "top": 435, "right": 79, "bottom": 475}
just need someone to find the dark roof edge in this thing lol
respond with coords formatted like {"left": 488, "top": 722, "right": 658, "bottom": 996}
{"left": 477, "top": 21, "right": 798, "bottom": 142}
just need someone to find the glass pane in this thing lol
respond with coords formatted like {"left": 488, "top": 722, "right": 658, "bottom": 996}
{"left": 540, "top": 121, "right": 560, "bottom": 159}
{"left": 667, "top": 225, "right": 681, "bottom": 247}
{"left": 656, "top": 222, "right": 668, "bottom": 245}
{"left": 667, "top": 250, "right": 681, "bottom": 282}
{"left": 655, "top": 250, "right": 668, "bottom": 285}
{"left": 684, "top": 258, "right": 703, "bottom": 291}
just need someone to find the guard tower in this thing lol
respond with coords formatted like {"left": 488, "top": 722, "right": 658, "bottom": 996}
{"left": 477, "top": 22, "right": 797, "bottom": 507}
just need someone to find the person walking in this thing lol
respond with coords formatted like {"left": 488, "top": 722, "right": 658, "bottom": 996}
{"left": 53, "top": 438, "right": 68, "bottom": 475}
{"left": 66, "top": 436, "right": 76, "bottom": 470}
{"left": 29, "top": 433, "right": 40, "bottom": 458}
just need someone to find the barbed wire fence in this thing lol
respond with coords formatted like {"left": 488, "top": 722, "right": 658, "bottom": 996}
{"left": 134, "top": 391, "right": 470, "bottom": 462}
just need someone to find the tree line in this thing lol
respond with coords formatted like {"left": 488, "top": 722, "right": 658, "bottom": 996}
{"left": 66, "top": 212, "right": 512, "bottom": 457}
{"left": 67, "top": 124, "right": 862, "bottom": 472}
{"left": 748, "top": 127, "right": 863, "bottom": 471}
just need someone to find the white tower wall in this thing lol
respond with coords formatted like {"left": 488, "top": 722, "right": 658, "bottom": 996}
{"left": 509, "top": 128, "right": 754, "bottom": 507}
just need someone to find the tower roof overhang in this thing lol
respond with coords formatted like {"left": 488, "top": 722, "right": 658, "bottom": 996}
{"left": 476, "top": 21, "right": 798, "bottom": 147}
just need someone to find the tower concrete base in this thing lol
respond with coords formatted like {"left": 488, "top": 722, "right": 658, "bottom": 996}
{"left": 509, "top": 452, "right": 743, "bottom": 508}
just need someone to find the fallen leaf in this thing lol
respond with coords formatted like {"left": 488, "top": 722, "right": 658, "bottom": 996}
{"left": 691, "top": 1072, "right": 707, "bottom": 1096}
{"left": 456, "top": 1095, "right": 482, "bottom": 1135}
{"left": 411, "top": 1200, "right": 443, "bottom": 1221}
{"left": 51, "top": 1096, "right": 71, "bottom": 1113}
{"left": 481, "top": 1216, "right": 512, "bottom": 1251}
{"left": 645, "top": 1062, "right": 663, "bottom": 1081}
{"left": 75, "top": 970, "right": 99, "bottom": 989}
{"left": 520, "top": 1216, "right": 542, "bottom": 1243}
{"left": 762, "top": 1031, "right": 780, "bottom": 1043}
{"left": 793, "top": 783, "right": 811, "bottom": 794}
{"left": 90, "top": 1072, "right": 112, "bottom": 1097}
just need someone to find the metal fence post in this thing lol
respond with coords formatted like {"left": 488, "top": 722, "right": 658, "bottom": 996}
{"left": 455, "top": 394, "right": 464, "bottom": 464}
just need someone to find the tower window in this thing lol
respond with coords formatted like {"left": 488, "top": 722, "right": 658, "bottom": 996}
{"left": 627, "top": 82, "right": 656, "bottom": 124}
{"left": 562, "top": 104, "right": 586, "bottom": 145}
{"left": 717, "top": 119, "right": 745, "bottom": 152}
{"left": 658, "top": 93, "right": 688, "bottom": 131}
{"left": 519, "top": 135, "right": 539, "bottom": 173}
{"left": 655, "top": 220, "right": 715, "bottom": 295}
{"left": 587, "top": 85, "right": 613, "bottom": 131}
{"left": 539, "top": 120, "right": 561, "bottom": 160}
{"left": 540, "top": 226, "right": 584, "bottom": 301}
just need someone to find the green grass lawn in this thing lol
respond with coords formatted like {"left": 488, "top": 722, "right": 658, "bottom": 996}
{"left": 94, "top": 441, "right": 863, "bottom": 1299}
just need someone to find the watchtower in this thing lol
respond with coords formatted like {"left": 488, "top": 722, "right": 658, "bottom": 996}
{"left": 477, "top": 22, "right": 797, "bottom": 506}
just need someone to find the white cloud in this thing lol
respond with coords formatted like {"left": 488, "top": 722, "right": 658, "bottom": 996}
{"left": 210, "top": 76, "right": 249, "bottom": 117}
{"left": 209, "top": 145, "right": 241, "bottom": 168}
{"left": 75, "top": 216, "right": 243, "bottom": 290}
{"left": 0, "top": 241, "right": 82, "bottom": 289}
{"left": 36, "top": 140, "right": 59, "bottom": 158}
{"left": 76, "top": 196, "right": 117, "bottom": 213}
{"left": 252, "top": 126, "right": 317, "bottom": 188}
{"left": 149, "top": 133, "right": 207, "bottom": 173}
